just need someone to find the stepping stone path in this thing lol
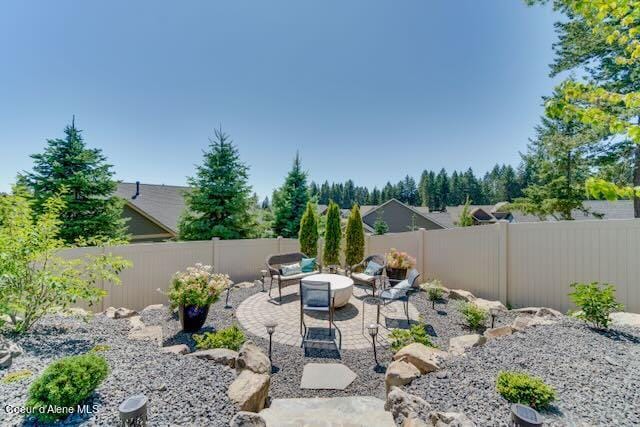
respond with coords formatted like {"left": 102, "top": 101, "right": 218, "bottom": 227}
{"left": 300, "top": 363, "right": 357, "bottom": 390}
{"left": 260, "top": 396, "right": 396, "bottom": 427}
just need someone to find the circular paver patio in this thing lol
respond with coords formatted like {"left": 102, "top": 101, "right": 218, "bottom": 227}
{"left": 236, "top": 282, "right": 419, "bottom": 350}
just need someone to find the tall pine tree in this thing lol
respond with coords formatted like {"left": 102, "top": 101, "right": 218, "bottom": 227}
{"left": 323, "top": 201, "right": 342, "bottom": 265}
{"left": 272, "top": 153, "right": 309, "bottom": 238}
{"left": 345, "top": 204, "right": 365, "bottom": 266}
{"left": 23, "top": 118, "right": 126, "bottom": 244}
{"left": 298, "top": 201, "right": 319, "bottom": 257}
{"left": 179, "top": 128, "right": 257, "bottom": 240}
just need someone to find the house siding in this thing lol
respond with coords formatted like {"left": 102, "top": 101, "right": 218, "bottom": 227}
{"left": 123, "top": 205, "right": 172, "bottom": 240}
{"left": 362, "top": 200, "right": 443, "bottom": 232}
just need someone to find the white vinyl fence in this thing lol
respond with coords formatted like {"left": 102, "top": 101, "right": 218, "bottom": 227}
{"left": 65, "top": 219, "right": 640, "bottom": 313}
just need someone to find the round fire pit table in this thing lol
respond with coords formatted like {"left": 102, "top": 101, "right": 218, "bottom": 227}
{"left": 305, "top": 273, "right": 354, "bottom": 308}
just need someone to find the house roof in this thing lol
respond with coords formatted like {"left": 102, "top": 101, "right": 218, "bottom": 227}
{"left": 115, "top": 182, "right": 189, "bottom": 234}
{"left": 362, "top": 198, "right": 449, "bottom": 230}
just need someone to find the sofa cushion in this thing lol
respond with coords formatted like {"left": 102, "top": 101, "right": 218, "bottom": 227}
{"left": 380, "top": 279, "right": 411, "bottom": 300}
{"left": 352, "top": 272, "right": 376, "bottom": 284}
{"left": 272, "top": 271, "right": 319, "bottom": 282}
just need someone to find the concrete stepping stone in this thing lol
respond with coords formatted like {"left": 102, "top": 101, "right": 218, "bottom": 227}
{"left": 300, "top": 363, "right": 356, "bottom": 390}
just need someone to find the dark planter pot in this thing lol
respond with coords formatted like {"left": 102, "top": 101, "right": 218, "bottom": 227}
{"left": 386, "top": 267, "right": 408, "bottom": 281}
{"left": 179, "top": 304, "right": 210, "bottom": 332}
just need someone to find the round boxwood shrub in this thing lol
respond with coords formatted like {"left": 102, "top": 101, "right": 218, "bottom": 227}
{"left": 26, "top": 353, "right": 108, "bottom": 422}
{"left": 496, "top": 371, "right": 556, "bottom": 409}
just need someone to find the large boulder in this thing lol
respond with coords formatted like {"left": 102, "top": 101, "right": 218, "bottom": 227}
{"left": 427, "top": 411, "right": 476, "bottom": 426}
{"left": 535, "top": 307, "right": 563, "bottom": 318}
{"left": 230, "top": 411, "right": 267, "bottom": 427}
{"left": 128, "top": 315, "right": 145, "bottom": 330}
{"left": 393, "top": 343, "right": 448, "bottom": 374}
{"left": 483, "top": 326, "right": 513, "bottom": 340}
{"left": 104, "top": 306, "right": 137, "bottom": 319}
{"left": 404, "top": 417, "right": 429, "bottom": 427}
{"left": 141, "top": 304, "right": 165, "bottom": 313}
{"left": 609, "top": 312, "right": 640, "bottom": 328}
{"left": 473, "top": 298, "right": 507, "bottom": 313}
{"left": 385, "top": 387, "right": 431, "bottom": 426}
{"left": 385, "top": 360, "right": 421, "bottom": 393}
{"left": 128, "top": 325, "right": 163, "bottom": 345}
{"left": 228, "top": 370, "right": 270, "bottom": 412}
{"left": 0, "top": 337, "right": 22, "bottom": 370}
{"left": 188, "top": 348, "right": 238, "bottom": 367}
{"left": 511, "top": 315, "right": 555, "bottom": 332}
{"left": 448, "top": 289, "right": 476, "bottom": 303}
{"left": 448, "top": 334, "right": 486, "bottom": 356}
{"left": 236, "top": 341, "right": 270, "bottom": 374}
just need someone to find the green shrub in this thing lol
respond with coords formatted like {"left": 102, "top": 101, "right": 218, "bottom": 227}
{"left": 193, "top": 324, "right": 246, "bottom": 351}
{"left": 427, "top": 286, "right": 445, "bottom": 309}
{"left": 26, "top": 354, "right": 108, "bottom": 422}
{"left": 569, "top": 282, "right": 623, "bottom": 329}
{"left": 299, "top": 201, "right": 319, "bottom": 258}
{"left": 323, "top": 202, "right": 342, "bottom": 265}
{"left": 2, "top": 369, "right": 33, "bottom": 384}
{"left": 496, "top": 371, "right": 556, "bottom": 409}
{"left": 389, "top": 323, "right": 436, "bottom": 352}
{"left": 459, "top": 302, "right": 488, "bottom": 330}
{"left": 344, "top": 205, "right": 365, "bottom": 267}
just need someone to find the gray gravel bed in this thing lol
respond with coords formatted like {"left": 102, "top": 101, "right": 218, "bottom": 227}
{"left": 406, "top": 318, "right": 640, "bottom": 426}
{"left": 1, "top": 314, "right": 235, "bottom": 426}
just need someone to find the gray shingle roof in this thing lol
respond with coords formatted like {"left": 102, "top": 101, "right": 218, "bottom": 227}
{"left": 115, "top": 182, "right": 189, "bottom": 234}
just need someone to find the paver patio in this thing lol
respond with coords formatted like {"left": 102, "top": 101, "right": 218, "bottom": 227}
{"left": 236, "top": 282, "right": 420, "bottom": 350}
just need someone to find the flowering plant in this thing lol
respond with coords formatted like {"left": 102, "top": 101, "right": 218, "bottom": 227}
{"left": 385, "top": 248, "right": 416, "bottom": 270}
{"left": 167, "top": 263, "right": 230, "bottom": 308}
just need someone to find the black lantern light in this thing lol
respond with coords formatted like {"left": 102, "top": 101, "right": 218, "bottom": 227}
{"left": 367, "top": 323, "right": 379, "bottom": 368}
{"left": 510, "top": 403, "right": 543, "bottom": 427}
{"left": 264, "top": 319, "right": 278, "bottom": 363}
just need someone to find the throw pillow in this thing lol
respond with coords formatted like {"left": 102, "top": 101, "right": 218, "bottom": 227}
{"left": 301, "top": 257, "right": 316, "bottom": 273}
{"left": 280, "top": 262, "right": 302, "bottom": 276}
{"left": 364, "top": 261, "right": 383, "bottom": 276}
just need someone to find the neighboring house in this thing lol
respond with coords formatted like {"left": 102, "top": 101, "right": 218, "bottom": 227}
{"left": 115, "top": 182, "right": 189, "bottom": 242}
{"left": 360, "top": 199, "right": 446, "bottom": 232}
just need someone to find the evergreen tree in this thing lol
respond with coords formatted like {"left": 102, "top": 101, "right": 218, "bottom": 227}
{"left": 343, "top": 180, "right": 356, "bottom": 208}
{"left": 381, "top": 182, "right": 395, "bottom": 202}
{"left": 449, "top": 171, "right": 463, "bottom": 206}
{"left": 456, "top": 196, "right": 475, "bottom": 227}
{"left": 309, "top": 181, "right": 319, "bottom": 200}
{"left": 272, "top": 153, "right": 309, "bottom": 238}
{"left": 418, "top": 170, "right": 431, "bottom": 207}
{"left": 344, "top": 204, "right": 365, "bottom": 266}
{"left": 400, "top": 175, "right": 419, "bottom": 205}
{"left": 261, "top": 196, "right": 270, "bottom": 210}
{"left": 434, "top": 169, "right": 450, "bottom": 210}
{"left": 370, "top": 187, "right": 381, "bottom": 205}
{"left": 179, "top": 128, "right": 257, "bottom": 240}
{"left": 502, "top": 165, "right": 520, "bottom": 202}
{"left": 373, "top": 210, "right": 389, "bottom": 235}
{"left": 462, "top": 168, "right": 485, "bottom": 205}
{"left": 22, "top": 118, "right": 126, "bottom": 244}
{"left": 318, "top": 181, "right": 331, "bottom": 205}
{"left": 323, "top": 202, "right": 342, "bottom": 265}
{"left": 426, "top": 171, "right": 437, "bottom": 210}
{"left": 298, "top": 201, "right": 318, "bottom": 257}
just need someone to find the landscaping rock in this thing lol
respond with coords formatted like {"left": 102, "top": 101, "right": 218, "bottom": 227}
{"left": 385, "top": 386, "right": 431, "bottom": 426}
{"left": 511, "top": 306, "right": 540, "bottom": 314}
{"left": 230, "top": 411, "right": 267, "bottom": 427}
{"left": 483, "top": 326, "right": 513, "bottom": 340}
{"left": 427, "top": 411, "right": 475, "bottom": 426}
{"left": 104, "top": 306, "right": 137, "bottom": 319}
{"left": 228, "top": 370, "right": 270, "bottom": 412}
{"left": 236, "top": 341, "right": 270, "bottom": 374}
{"left": 141, "top": 303, "right": 165, "bottom": 312}
{"left": 189, "top": 348, "right": 238, "bottom": 367}
{"left": 448, "top": 289, "right": 476, "bottom": 302}
{"left": 127, "top": 325, "right": 162, "bottom": 345}
{"left": 535, "top": 307, "right": 563, "bottom": 318}
{"left": 128, "top": 315, "right": 145, "bottom": 330}
{"left": 449, "top": 334, "right": 486, "bottom": 356}
{"left": 62, "top": 307, "right": 91, "bottom": 317}
{"left": 404, "top": 416, "right": 429, "bottom": 427}
{"left": 0, "top": 337, "right": 22, "bottom": 369}
{"left": 0, "top": 353, "right": 11, "bottom": 369}
{"left": 393, "top": 343, "right": 448, "bottom": 374}
{"left": 473, "top": 298, "right": 507, "bottom": 313}
{"left": 161, "top": 344, "right": 190, "bottom": 355}
{"left": 385, "top": 360, "right": 421, "bottom": 393}
{"left": 511, "top": 315, "right": 555, "bottom": 332}
{"left": 610, "top": 312, "right": 640, "bottom": 328}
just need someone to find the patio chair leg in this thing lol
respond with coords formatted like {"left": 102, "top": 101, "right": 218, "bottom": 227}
{"left": 404, "top": 300, "right": 409, "bottom": 324}
{"left": 278, "top": 284, "right": 282, "bottom": 302}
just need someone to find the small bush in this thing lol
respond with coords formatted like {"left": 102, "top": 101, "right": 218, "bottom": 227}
{"left": 459, "top": 302, "right": 488, "bottom": 330}
{"left": 26, "top": 353, "right": 108, "bottom": 422}
{"left": 2, "top": 369, "right": 33, "bottom": 384}
{"left": 193, "top": 324, "right": 246, "bottom": 351}
{"left": 427, "top": 286, "right": 445, "bottom": 309}
{"left": 569, "top": 282, "right": 623, "bottom": 329}
{"left": 496, "top": 371, "right": 556, "bottom": 409}
{"left": 389, "top": 323, "right": 436, "bottom": 352}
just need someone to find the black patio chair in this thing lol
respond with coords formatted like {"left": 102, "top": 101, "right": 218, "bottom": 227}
{"left": 299, "top": 280, "right": 342, "bottom": 349}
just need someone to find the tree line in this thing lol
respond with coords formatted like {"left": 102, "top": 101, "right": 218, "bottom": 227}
{"left": 308, "top": 164, "right": 529, "bottom": 211}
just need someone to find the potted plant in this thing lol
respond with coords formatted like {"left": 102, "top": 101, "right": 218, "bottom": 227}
{"left": 385, "top": 248, "right": 416, "bottom": 281}
{"left": 167, "top": 263, "right": 231, "bottom": 332}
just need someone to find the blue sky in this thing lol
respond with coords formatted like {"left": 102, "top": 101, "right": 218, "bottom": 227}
{"left": 0, "top": 1, "right": 560, "bottom": 198}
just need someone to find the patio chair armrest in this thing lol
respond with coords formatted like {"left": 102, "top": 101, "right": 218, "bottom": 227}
{"left": 347, "top": 261, "right": 364, "bottom": 275}
{"left": 267, "top": 265, "right": 279, "bottom": 278}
